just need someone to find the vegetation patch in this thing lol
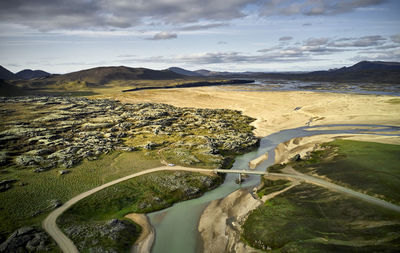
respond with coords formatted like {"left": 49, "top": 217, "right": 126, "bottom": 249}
{"left": 242, "top": 183, "right": 400, "bottom": 252}
{"left": 58, "top": 171, "right": 222, "bottom": 252}
{"left": 0, "top": 151, "right": 161, "bottom": 243}
{"left": 292, "top": 139, "right": 400, "bottom": 204}
{"left": 256, "top": 178, "right": 291, "bottom": 199}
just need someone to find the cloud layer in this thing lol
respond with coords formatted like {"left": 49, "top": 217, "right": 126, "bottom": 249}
{"left": 0, "top": 0, "right": 388, "bottom": 31}
{"left": 127, "top": 33, "right": 400, "bottom": 65}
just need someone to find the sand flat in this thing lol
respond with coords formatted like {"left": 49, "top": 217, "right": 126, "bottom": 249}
{"left": 95, "top": 87, "right": 400, "bottom": 137}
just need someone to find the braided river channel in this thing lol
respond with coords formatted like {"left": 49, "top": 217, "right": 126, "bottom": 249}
{"left": 148, "top": 124, "right": 400, "bottom": 253}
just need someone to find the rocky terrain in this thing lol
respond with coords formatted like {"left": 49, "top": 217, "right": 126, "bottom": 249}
{"left": 0, "top": 96, "right": 259, "bottom": 179}
{"left": 0, "top": 226, "right": 53, "bottom": 252}
{"left": 63, "top": 218, "right": 140, "bottom": 253}
{"left": 0, "top": 96, "right": 259, "bottom": 250}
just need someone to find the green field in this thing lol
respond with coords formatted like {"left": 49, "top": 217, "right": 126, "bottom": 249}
{"left": 0, "top": 151, "right": 161, "bottom": 241}
{"left": 58, "top": 171, "right": 221, "bottom": 252}
{"left": 244, "top": 139, "right": 400, "bottom": 252}
{"left": 243, "top": 183, "right": 400, "bottom": 252}
{"left": 293, "top": 139, "right": 400, "bottom": 204}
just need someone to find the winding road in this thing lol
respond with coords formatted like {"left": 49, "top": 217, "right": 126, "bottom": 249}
{"left": 43, "top": 165, "right": 400, "bottom": 253}
{"left": 42, "top": 166, "right": 215, "bottom": 253}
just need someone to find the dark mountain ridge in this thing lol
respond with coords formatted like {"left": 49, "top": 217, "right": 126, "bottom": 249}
{"left": 168, "top": 67, "right": 203, "bottom": 77}
{"left": 228, "top": 61, "right": 400, "bottom": 84}
{"left": 15, "top": 69, "right": 51, "bottom": 80}
{"left": 0, "top": 66, "right": 17, "bottom": 80}
{"left": 50, "top": 66, "right": 185, "bottom": 85}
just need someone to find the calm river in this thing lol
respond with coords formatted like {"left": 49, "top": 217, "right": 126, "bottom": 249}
{"left": 148, "top": 124, "right": 400, "bottom": 253}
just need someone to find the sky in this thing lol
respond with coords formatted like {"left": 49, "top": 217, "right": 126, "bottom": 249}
{"left": 0, "top": 0, "right": 400, "bottom": 74}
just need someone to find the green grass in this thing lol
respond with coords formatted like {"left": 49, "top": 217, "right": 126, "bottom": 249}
{"left": 257, "top": 179, "right": 291, "bottom": 198}
{"left": 293, "top": 139, "right": 400, "bottom": 204}
{"left": 242, "top": 183, "right": 400, "bottom": 252}
{"left": 266, "top": 163, "right": 286, "bottom": 173}
{"left": 0, "top": 150, "right": 161, "bottom": 240}
{"left": 58, "top": 171, "right": 221, "bottom": 252}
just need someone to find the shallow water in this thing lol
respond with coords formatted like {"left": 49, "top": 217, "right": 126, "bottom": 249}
{"left": 148, "top": 124, "right": 400, "bottom": 253}
{"left": 221, "top": 80, "right": 400, "bottom": 96}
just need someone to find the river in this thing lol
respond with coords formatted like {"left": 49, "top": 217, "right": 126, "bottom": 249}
{"left": 148, "top": 124, "right": 400, "bottom": 253}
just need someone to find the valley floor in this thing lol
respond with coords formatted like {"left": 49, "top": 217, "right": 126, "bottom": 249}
{"left": 93, "top": 86, "right": 400, "bottom": 137}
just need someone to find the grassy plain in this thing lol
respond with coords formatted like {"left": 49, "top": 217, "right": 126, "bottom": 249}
{"left": 57, "top": 171, "right": 221, "bottom": 252}
{"left": 243, "top": 183, "right": 400, "bottom": 252}
{"left": 293, "top": 139, "right": 400, "bottom": 204}
{"left": 243, "top": 139, "right": 400, "bottom": 251}
{"left": 0, "top": 151, "right": 161, "bottom": 241}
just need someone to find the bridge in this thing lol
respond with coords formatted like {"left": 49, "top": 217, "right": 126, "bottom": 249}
{"left": 213, "top": 169, "right": 268, "bottom": 182}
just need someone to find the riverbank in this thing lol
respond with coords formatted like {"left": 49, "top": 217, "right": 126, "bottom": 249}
{"left": 198, "top": 133, "right": 400, "bottom": 252}
{"left": 125, "top": 213, "right": 154, "bottom": 253}
{"left": 274, "top": 133, "right": 400, "bottom": 164}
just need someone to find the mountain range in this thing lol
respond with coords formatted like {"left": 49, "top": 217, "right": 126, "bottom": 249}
{"left": 1, "top": 61, "right": 399, "bottom": 84}
{"left": 46, "top": 66, "right": 184, "bottom": 85}
{"left": 169, "top": 61, "right": 400, "bottom": 83}
{"left": 0, "top": 67, "right": 50, "bottom": 80}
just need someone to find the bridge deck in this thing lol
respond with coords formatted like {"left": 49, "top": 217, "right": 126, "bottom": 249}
{"left": 213, "top": 169, "right": 267, "bottom": 175}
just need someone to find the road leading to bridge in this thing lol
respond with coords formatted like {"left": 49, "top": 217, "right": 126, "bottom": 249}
{"left": 44, "top": 166, "right": 400, "bottom": 253}
{"left": 42, "top": 166, "right": 214, "bottom": 253}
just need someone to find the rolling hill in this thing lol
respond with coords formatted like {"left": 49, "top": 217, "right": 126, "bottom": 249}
{"left": 168, "top": 67, "right": 203, "bottom": 77}
{"left": 50, "top": 66, "right": 185, "bottom": 85}
{"left": 15, "top": 69, "right": 51, "bottom": 80}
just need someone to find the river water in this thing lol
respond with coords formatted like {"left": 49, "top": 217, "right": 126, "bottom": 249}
{"left": 148, "top": 124, "right": 400, "bottom": 253}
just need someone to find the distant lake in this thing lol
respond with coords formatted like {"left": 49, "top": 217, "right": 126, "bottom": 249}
{"left": 220, "top": 79, "right": 400, "bottom": 96}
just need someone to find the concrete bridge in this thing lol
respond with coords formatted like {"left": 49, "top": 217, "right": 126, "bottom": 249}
{"left": 213, "top": 169, "right": 268, "bottom": 182}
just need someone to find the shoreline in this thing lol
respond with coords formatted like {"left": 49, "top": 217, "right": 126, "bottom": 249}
{"left": 125, "top": 213, "right": 155, "bottom": 253}
{"left": 274, "top": 133, "right": 400, "bottom": 164}
{"left": 248, "top": 152, "right": 268, "bottom": 169}
{"left": 197, "top": 133, "right": 400, "bottom": 252}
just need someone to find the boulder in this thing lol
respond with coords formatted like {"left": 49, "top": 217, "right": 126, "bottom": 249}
{"left": 0, "top": 227, "right": 50, "bottom": 253}
{"left": 0, "top": 152, "right": 8, "bottom": 166}
{"left": 0, "top": 179, "right": 17, "bottom": 192}
{"left": 15, "top": 155, "right": 43, "bottom": 166}
{"left": 291, "top": 154, "right": 302, "bottom": 162}
{"left": 143, "top": 142, "right": 157, "bottom": 150}
{"left": 59, "top": 170, "right": 71, "bottom": 175}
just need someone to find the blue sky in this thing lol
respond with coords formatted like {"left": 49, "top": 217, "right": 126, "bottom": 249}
{"left": 0, "top": 0, "right": 399, "bottom": 74}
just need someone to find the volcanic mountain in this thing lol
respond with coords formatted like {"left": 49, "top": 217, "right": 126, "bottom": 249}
{"left": 15, "top": 69, "right": 51, "bottom": 80}
{"left": 50, "top": 66, "right": 185, "bottom": 85}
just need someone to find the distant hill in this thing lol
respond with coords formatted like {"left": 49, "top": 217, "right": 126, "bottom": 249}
{"left": 15, "top": 69, "right": 50, "bottom": 80}
{"left": 168, "top": 67, "right": 204, "bottom": 77}
{"left": 0, "top": 66, "right": 16, "bottom": 80}
{"left": 302, "top": 61, "right": 400, "bottom": 83}
{"left": 336, "top": 61, "right": 400, "bottom": 72}
{"left": 50, "top": 66, "right": 185, "bottom": 85}
{"left": 249, "top": 61, "right": 400, "bottom": 84}
{"left": 194, "top": 69, "right": 233, "bottom": 76}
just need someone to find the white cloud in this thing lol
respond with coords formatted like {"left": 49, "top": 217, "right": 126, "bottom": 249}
{"left": 148, "top": 32, "right": 177, "bottom": 40}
